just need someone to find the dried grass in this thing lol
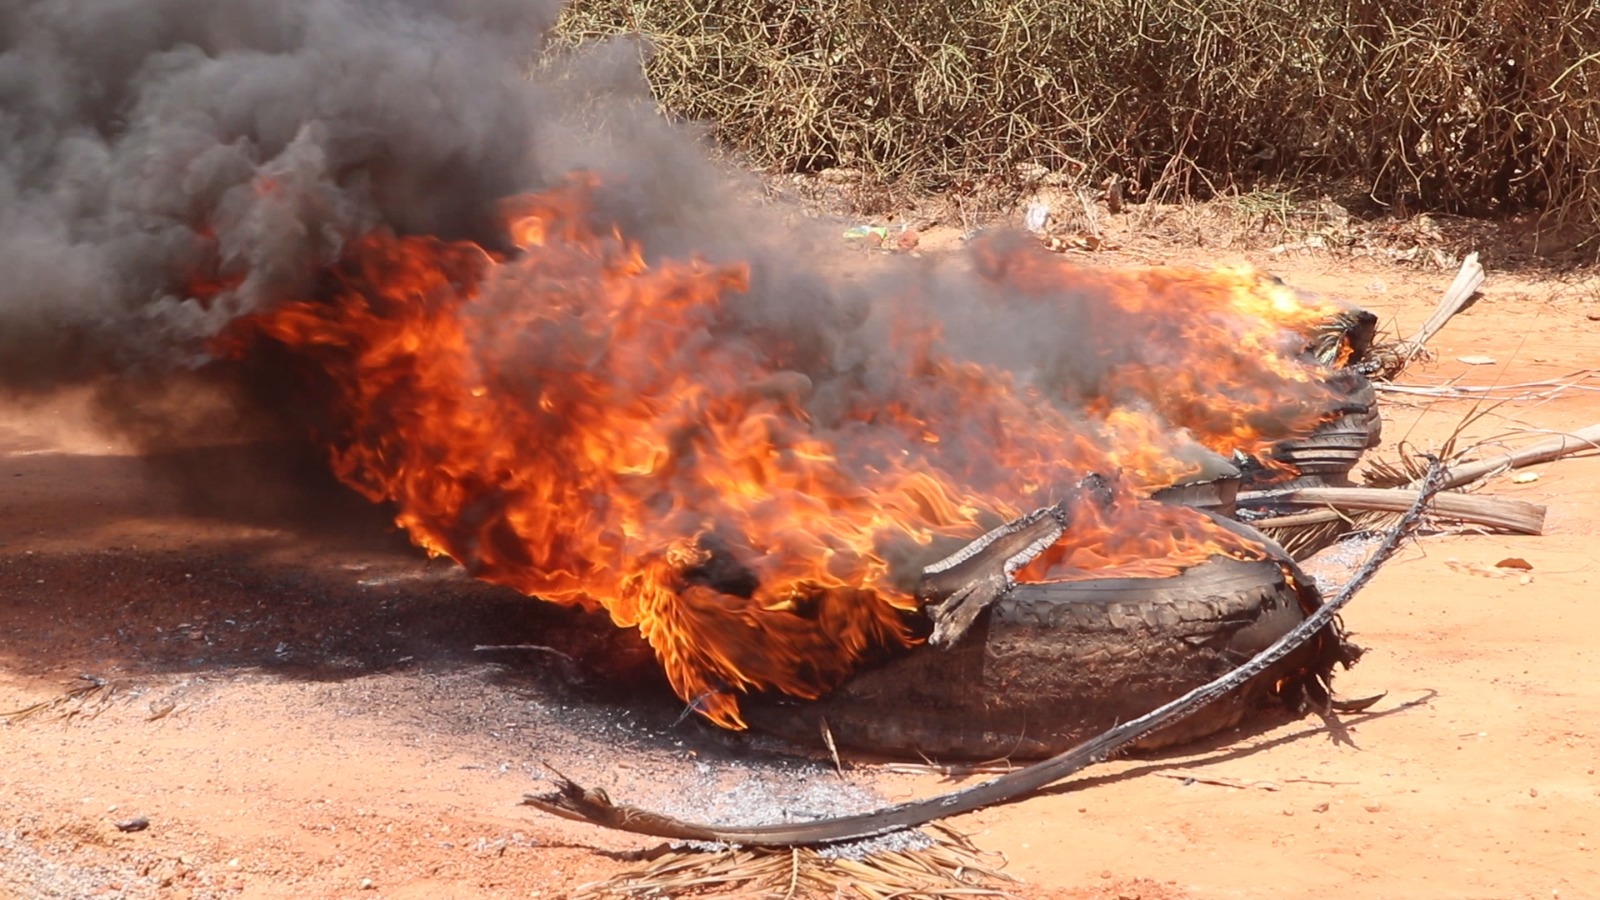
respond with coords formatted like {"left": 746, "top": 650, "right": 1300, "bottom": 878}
{"left": 554, "top": 0, "right": 1600, "bottom": 251}
{"left": 571, "top": 822, "right": 1016, "bottom": 899}
{"left": 0, "top": 676, "right": 119, "bottom": 725}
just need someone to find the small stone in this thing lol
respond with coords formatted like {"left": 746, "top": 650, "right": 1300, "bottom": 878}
{"left": 360, "top": 878, "right": 376, "bottom": 890}
{"left": 1530, "top": 787, "right": 1540, "bottom": 798}
{"left": 113, "top": 817, "right": 150, "bottom": 833}
{"left": 1363, "top": 804, "right": 1384, "bottom": 813}
{"left": 1312, "top": 802, "right": 1330, "bottom": 813}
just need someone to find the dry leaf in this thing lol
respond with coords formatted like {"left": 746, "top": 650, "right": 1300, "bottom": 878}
{"left": 1495, "top": 557, "right": 1533, "bottom": 570}
{"left": 1510, "top": 471, "right": 1540, "bottom": 484}
{"left": 1446, "top": 559, "right": 1512, "bottom": 579}
{"left": 1457, "top": 355, "right": 1497, "bottom": 365}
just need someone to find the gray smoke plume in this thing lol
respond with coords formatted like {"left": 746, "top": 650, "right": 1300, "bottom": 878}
{"left": 0, "top": 0, "right": 1335, "bottom": 513}
{"left": 0, "top": 0, "right": 795, "bottom": 528}
{"left": 0, "top": 0, "right": 751, "bottom": 392}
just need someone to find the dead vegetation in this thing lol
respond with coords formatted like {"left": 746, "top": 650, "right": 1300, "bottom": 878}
{"left": 0, "top": 675, "right": 120, "bottom": 725}
{"left": 572, "top": 823, "right": 1015, "bottom": 900}
{"left": 554, "top": 0, "right": 1600, "bottom": 256}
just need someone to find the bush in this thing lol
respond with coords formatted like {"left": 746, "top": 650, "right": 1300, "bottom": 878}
{"left": 554, "top": 0, "right": 1600, "bottom": 241}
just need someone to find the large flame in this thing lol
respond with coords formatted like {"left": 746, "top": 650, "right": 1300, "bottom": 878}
{"left": 216, "top": 176, "right": 1351, "bottom": 727}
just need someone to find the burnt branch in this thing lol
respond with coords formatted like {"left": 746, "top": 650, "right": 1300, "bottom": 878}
{"left": 519, "top": 460, "right": 1446, "bottom": 848}
{"left": 917, "top": 503, "right": 1069, "bottom": 648}
{"left": 916, "top": 474, "right": 1112, "bottom": 648}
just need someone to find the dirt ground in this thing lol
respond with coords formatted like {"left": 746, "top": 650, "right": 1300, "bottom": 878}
{"left": 3, "top": 234, "right": 1599, "bottom": 900}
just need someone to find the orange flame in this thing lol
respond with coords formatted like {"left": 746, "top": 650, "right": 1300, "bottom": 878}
{"left": 216, "top": 176, "right": 1353, "bottom": 727}
{"left": 968, "top": 239, "right": 1345, "bottom": 464}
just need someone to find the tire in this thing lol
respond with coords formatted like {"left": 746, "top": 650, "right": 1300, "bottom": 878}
{"left": 1250, "top": 372, "right": 1381, "bottom": 490}
{"left": 742, "top": 518, "right": 1349, "bottom": 761}
{"left": 1151, "top": 448, "right": 1242, "bottom": 516}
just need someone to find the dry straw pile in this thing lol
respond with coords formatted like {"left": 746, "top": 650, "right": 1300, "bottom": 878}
{"left": 556, "top": 0, "right": 1600, "bottom": 242}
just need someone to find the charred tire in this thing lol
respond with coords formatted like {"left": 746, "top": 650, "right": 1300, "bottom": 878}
{"left": 1254, "top": 372, "right": 1381, "bottom": 490}
{"left": 742, "top": 518, "right": 1346, "bottom": 761}
{"left": 1151, "top": 448, "right": 1242, "bottom": 516}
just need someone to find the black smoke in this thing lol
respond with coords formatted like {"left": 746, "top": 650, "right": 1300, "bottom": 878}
{"left": 0, "top": 0, "right": 774, "bottom": 392}
{"left": 0, "top": 0, "right": 1334, "bottom": 514}
{"left": 0, "top": 0, "right": 790, "bottom": 475}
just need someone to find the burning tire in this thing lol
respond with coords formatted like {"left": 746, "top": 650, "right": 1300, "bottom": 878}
{"left": 1151, "top": 447, "right": 1242, "bottom": 516}
{"left": 742, "top": 518, "right": 1351, "bottom": 761}
{"left": 1248, "top": 371, "right": 1381, "bottom": 491}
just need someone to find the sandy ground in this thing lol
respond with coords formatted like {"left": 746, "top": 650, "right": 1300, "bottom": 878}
{"left": 3, "top": 244, "right": 1599, "bottom": 899}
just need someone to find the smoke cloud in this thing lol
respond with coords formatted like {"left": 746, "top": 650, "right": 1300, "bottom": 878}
{"left": 1, "top": 0, "right": 1333, "bottom": 488}
{"left": 0, "top": 0, "right": 748, "bottom": 389}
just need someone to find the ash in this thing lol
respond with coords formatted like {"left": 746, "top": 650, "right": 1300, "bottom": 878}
{"left": 0, "top": 822, "right": 162, "bottom": 900}
{"left": 1299, "top": 532, "right": 1385, "bottom": 595}
{"left": 673, "top": 828, "right": 934, "bottom": 859}
{"left": 643, "top": 756, "right": 934, "bottom": 857}
{"left": 815, "top": 828, "right": 935, "bottom": 859}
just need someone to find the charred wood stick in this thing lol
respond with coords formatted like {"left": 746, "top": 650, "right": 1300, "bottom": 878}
{"left": 1253, "top": 486, "right": 1545, "bottom": 535}
{"left": 1417, "top": 424, "right": 1600, "bottom": 491}
{"left": 918, "top": 504, "right": 1069, "bottom": 648}
{"left": 917, "top": 474, "right": 1112, "bottom": 648}
{"left": 519, "top": 463, "right": 1447, "bottom": 847}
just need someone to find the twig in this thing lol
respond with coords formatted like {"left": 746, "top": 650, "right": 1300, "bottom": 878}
{"left": 1375, "top": 370, "right": 1599, "bottom": 399}
{"left": 879, "top": 761, "right": 1018, "bottom": 778}
{"left": 521, "top": 461, "right": 1447, "bottom": 847}
{"left": 820, "top": 717, "right": 845, "bottom": 779}
{"left": 472, "top": 644, "right": 578, "bottom": 663}
{"left": 1, "top": 675, "right": 119, "bottom": 724}
{"left": 1154, "top": 772, "right": 1280, "bottom": 791}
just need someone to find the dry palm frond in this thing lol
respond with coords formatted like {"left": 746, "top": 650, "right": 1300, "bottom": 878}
{"left": 1363, "top": 253, "right": 1487, "bottom": 380}
{"left": 1304, "top": 308, "right": 1378, "bottom": 369}
{"left": 1259, "top": 515, "right": 1357, "bottom": 560}
{"left": 1356, "top": 342, "right": 1429, "bottom": 383}
{"left": 1, "top": 675, "right": 120, "bottom": 725}
{"left": 572, "top": 822, "right": 1017, "bottom": 899}
{"left": 1360, "top": 451, "right": 1440, "bottom": 490}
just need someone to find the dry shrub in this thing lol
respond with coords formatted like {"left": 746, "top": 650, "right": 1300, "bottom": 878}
{"left": 554, "top": 0, "right": 1600, "bottom": 247}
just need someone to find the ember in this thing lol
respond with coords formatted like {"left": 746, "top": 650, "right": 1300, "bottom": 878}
{"left": 213, "top": 175, "right": 1363, "bottom": 728}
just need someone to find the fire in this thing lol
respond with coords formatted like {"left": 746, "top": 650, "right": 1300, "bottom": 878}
{"left": 968, "top": 239, "right": 1345, "bottom": 464}
{"left": 216, "top": 176, "right": 1353, "bottom": 728}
